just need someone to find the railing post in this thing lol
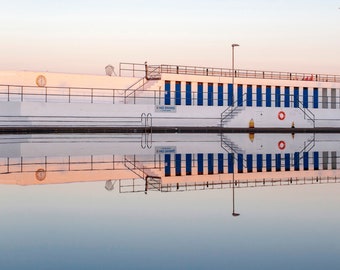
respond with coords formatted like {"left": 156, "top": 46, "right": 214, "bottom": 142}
{"left": 7, "top": 85, "right": 10, "bottom": 101}
{"left": 21, "top": 86, "right": 23, "bottom": 102}
{"left": 45, "top": 87, "right": 47, "bottom": 102}
{"left": 91, "top": 88, "right": 93, "bottom": 104}
{"left": 68, "top": 88, "right": 71, "bottom": 103}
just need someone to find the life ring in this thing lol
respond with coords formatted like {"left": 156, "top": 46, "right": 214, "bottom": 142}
{"left": 278, "top": 111, "right": 286, "bottom": 120}
{"left": 35, "top": 168, "right": 46, "bottom": 181}
{"left": 278, "top": 140, "right": 286, "bottom": 150}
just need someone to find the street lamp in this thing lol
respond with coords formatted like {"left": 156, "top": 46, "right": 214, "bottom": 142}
{"left": 232, "top": 177, "right": 240, "bottom": 217}
{"left": 231, "top": 44, "right": 240, "bottom": 90}
{"left": 231, "top": 154, "right": 240, "bottom": 217}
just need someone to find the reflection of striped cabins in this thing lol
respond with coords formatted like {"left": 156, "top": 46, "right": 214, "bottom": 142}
{"left": 164, "top": 151, "right": 338, "bottom": 177}
{"left": 164, "top": 81, "right": 339, "bottom": 109}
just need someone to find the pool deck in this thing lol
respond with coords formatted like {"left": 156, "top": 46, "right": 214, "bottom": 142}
{"left": 1, "top": 126, "right": 340, "bottom": 134}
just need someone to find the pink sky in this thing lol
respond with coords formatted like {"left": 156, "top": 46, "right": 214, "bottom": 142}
{"left": 1, "top": 0, "right": 339, "bottom": 75}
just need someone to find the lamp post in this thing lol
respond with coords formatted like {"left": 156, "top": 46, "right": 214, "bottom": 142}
{"left": 231, "top": 44, "right": 240, "bottom": 90}
{"left": 231, "top": 155, "right": 240, "bottom": 217}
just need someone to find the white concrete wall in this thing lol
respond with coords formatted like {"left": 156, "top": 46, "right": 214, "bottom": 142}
{"left": 0, "top": 69, "right": 340, "bottom": 128}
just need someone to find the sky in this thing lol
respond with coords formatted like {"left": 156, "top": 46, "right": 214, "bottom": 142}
{"left": 0, "top": 0, "right": 339, "bottom": 75}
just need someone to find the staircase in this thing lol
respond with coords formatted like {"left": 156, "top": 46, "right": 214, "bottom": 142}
{"left": 123, "top": 156, "right": 162, "bottom": 180}
{"left": 124, "top": 77, "right": 161, "bottom": 104}
{"left": 220, "top": 134, "right": 247, "bottom": 169}
{"left": 220, "top": 134, "right": 245, "bottom": 154}
{"left": 220, "top": 94, "right": 247, "bottom": 127}
{"left": 298, "top": 101, "right": 315, "bottom": 128}
{"left": 146, "top": 65, "right": 162, "bottom": 80}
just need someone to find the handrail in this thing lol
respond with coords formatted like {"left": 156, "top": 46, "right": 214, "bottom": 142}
{"left": 220, "top": 93, "right": 248, "bottom": 125}
{"left": 120, "top": 62, "right": 340, "bottom": 83}
{"left": 123, "top": 157, "right": 147, "bottom": 180}
{"left": 124, "top": 77, "right": 147, "bottom": 104}
{"left": 0, "top": 84, "right": 160, "bottom": 105}
{"left": 298, "top": 101, "right": 315, "bottom": 128}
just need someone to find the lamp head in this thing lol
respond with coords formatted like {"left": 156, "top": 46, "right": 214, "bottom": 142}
{"left": 232, "top": 44, "right": 240, "bottom": 47}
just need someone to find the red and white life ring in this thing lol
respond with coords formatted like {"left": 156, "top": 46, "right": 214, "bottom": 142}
{"left": 278, "top": 111, "right": 286, "bottom": 120}
{"left": 278, "top": 140, "right": 286, "bottom": 150}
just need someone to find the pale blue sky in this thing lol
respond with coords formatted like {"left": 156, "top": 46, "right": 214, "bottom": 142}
{"left": 0, "top": 0, "right": 339, "bottom": 74}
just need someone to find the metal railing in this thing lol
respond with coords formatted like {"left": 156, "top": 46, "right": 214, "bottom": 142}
{"left": 155, "top": 64, "right": 340, "bottom": 83}
{"left": 120, "top": 62, "right": 340, "bottom": 83}
{"left": 0, "top": 84, "right": 161, "bottom": 105}
{"left": 119, "top": 62, "right": 146, "bottom": 77}
{"left": 118, "top": 175, "right": 340, "bottom": 193}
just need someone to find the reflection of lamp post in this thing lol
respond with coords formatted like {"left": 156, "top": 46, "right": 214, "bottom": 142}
{"left": 232, "top": 157, "right": 240, "bottom": 217}
{"left": 231, "top": 44, "right": 240, "bottom": 90}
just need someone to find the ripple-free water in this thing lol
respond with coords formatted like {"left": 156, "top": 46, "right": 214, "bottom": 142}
{"left": 0, "top": 133, "right": 339, "bottom": 270}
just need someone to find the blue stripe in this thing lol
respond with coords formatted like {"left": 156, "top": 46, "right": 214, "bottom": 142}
{"left": 247, "top": 154, "right": 253, "bottom": 172}
{"left": 285, "top": 153, "right": 290, "bottom": 171}
{"left": 165, "top": 81, "right": 171, "bottom": 105}
{"left": 175, "top": 154, "right": 181, "bottom": 176}
{"left": 294, "top": 87, "right": 299, "bottom": 108}
{"left": 313, "top": 88, "right": 318, "bottom": 108}
{"left": 247, "top": 85, "right": 252, "bottom": 106}
{"left": 284, "top": 87, "right": 290, "bottom": 107}
{"left": 208, "top": 153, "right": 214, "bottom": 174}
{"left": 175, "top": 81, "right": 181, "bottom": 105}
{"left": 186, "top": 82, "right": 192, "bottom": 105}
{"left": 228, "top": 153, "right": 234, "bottom": 173}
{"left": 314, "top": 152, "right": 319, "bottom": 170}
{"left": 238, "top": 154, "right": 243, "bottom": 173}
{"left": 257, "top": 154, "right": 263, "bottom": 172}
{"left": 186, "top": 154, "right": 192, "bottom": 175}
{"left": 266, "top": 86, "right": 271, "bottom": 107}
{"left": 198, "top": 83, "right": 203, "bottom": 106}
{"left": 228, "top": 84, "right": 234, "bottom": 106}
{"left": 165, "top": 154, "right": 171, "bottom": 176}
{"left": 218, "top": 153, "right": 224, "bottom": 173}
{"left": 197, "top": 153, "right": 204, "bottom": 175}
{"left": 218, "top": 84, "right": 223, "bottom": 106}
{"left": 275, "top": 86, "right": 281, "bottom": 107}
{"left": 275, "top": 154, "right": 281, "bottom": 171}
{"left": 208, "top": 83, "right": 213, "bottom": 106}
{"left": 303, "top": 87, "right": 308, "bottom": 108}
{"left": 266, "top": 154, "right": 272, "bottom": 171}
{"left": 256, "top": 85, "right": 262, "bottom": 107}
{"left": 237, "top": 85, "right": 243, "bottom": 106}
{"left": 303, "top": 152, "right": 309, "bottom": 170}
{"left": 294, "top": 152, "right": 300, "bottom": 171}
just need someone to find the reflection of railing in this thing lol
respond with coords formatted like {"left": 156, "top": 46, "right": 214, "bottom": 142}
{"left": 144, "top": 64, "right": 340, "bottom": 83}
{"left": 123, "top": 156, "right": 148, "bottom": 179}
{"left": 119, "top": 176, "right": 340, "bottom": 193}
{"left": 0, "top": 155, "right": 121, "bottom": 175}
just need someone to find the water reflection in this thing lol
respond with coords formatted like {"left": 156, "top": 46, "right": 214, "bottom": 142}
{"left": 1, "top": 133, "right": 340, "bottom": 269}
{"left": 0, "top": 133, "right": 339, "bottom": 215}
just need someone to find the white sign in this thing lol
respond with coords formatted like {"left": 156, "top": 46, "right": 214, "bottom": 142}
{"left": 155, "top": 146, "right": 177, "bottom": 154}
{"left": 155, "top": 105, "right": 176, "bottom": 113}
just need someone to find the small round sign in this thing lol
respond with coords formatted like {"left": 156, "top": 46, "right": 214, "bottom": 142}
{"left": 36, "top": 75, "right": 47, "bottom": 87}
{"left": 35, "top": 168, "right": 47, "bottom": 181}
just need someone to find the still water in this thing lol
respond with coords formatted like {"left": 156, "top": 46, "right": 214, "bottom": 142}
{"left": 0, "top": 133, "right": 339, "bottom": 270}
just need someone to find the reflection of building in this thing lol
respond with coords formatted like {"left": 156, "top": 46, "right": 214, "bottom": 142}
{"left": 0, "top": 134, "right": 339, "bottom": 192}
